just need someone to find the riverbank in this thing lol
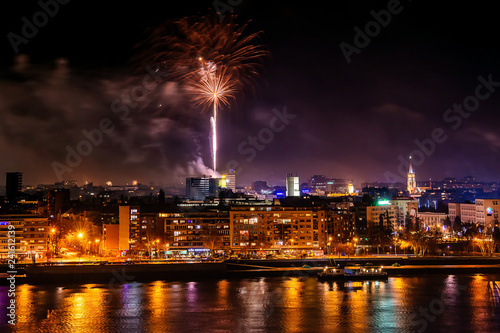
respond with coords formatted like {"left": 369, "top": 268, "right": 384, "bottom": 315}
{"left": 2, "top": 256, "right": 499, "bottom": 285}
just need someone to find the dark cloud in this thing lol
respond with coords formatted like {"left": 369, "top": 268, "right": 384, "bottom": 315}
{"left": 0, "top": 56, "right": 217, "bottom": 186}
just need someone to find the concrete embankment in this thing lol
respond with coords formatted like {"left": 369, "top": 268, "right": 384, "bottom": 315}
{"left": 24, "top": 262, "right": 226, "bottom": 284}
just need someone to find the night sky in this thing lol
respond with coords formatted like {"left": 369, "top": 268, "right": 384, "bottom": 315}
{"left": 1, "top": 1, "right": 500, "bottom": 187}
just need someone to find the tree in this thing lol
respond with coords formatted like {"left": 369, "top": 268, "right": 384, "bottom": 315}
{"left": 463, "top": 223, "right": 479, "bottom": 239}
{"left": 368, "top": 225, "right": 392, "bottom": 254}
{"left": 404, "top": 212, "right": 412, "bottom": 230}
{"left": 493, "top": 227, "right": 500, "bottom": 253}
{"left": 453, "top": 216, "right": 462, "bottom": 234}
{"left": 474, "top": 238, "right": 496, "bottom": 256}
{"left": 443, "top": 216, "right": 452, "bottom": 228}
{"left": 203, "top": 226, "right": 222, "bottom": 254}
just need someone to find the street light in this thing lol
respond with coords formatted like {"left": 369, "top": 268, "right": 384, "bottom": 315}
{"left": 50, "top": 228, "right": 57, "bottom": 258}
{"left": 95, "top": 239, "right": 100, "bottom": 256}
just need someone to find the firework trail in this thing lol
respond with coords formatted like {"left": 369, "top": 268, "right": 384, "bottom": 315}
{"left": 139, "top": 14, "right": 268, "bottom": 173}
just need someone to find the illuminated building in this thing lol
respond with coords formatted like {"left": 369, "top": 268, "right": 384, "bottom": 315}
{"left": 407, "top": 156, "right": 416, "bottom": 194}
{"left": 326, "top": 210, "right": 355, "bottom": 244}
{"left": 162, "top": 210, "right": 230, "bottom": 256}
{"left": 286, "top": 174, "right": 300, "bottom": 197}
{"left": 418, "top": 212, "right": 447, "bottom": 230}
{"left": 0, "top": 217, "right": 24, "bottom": 259}
{"left": 475, "top": 199, "right": 499, "bottom": 228}
{"left": 309, "top": 175, "right": 327, "bottom": 194}
{"left": 230, "top": 204, "right": 327, "bottom": 254}
{"left": 0, "top": 214, "right": 49, "bottom": 259}
{"left": 186, "top": 177, "right": 217, "bottom": 200}
{"left": 22, "top": 218, "right": 50, "bottom": 259}
{"left": 460, "top": 203, "right": 477, "bottom": 224}
{"left": 348, "top": 181, "right": 354, "bottom": 194}
{"left": 102, "top": 224, "right": 119, "bottom": 255}
{"left": 118, "top": 206, "right": 136, "bottom": 251}
{"left": 325, "top": 178, "right": 352, "bottom": 194}
{"left": 119, "top": 206, "right": 163, "bottom": 255}
{"left": 391, "top": 197, "right": 418, "bottom": 229}
{"left": 366, "top": 204, "right": 398, "bottom": 230}
{"left": 220, "top": 169, "right": 236, "bottom": 192}
{"left": 448, "top": 202, "right": 477, "bottom": 224}
{"left": 447, "top": 202, "right": 460, "bottom": 223}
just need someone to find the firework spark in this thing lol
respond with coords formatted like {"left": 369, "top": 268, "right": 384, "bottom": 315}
{"left": 140, "top": 14, "right": 268, "bottom": 172}
{"left": 188, "top": 61, "right": 236, "bottom": 111}
{"left": 188, "top": 62, "right": 237, "bottom": 171}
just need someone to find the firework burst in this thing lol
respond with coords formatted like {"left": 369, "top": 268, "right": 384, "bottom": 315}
{"left": 140, "top": 13, "right": 268, "bottom": 172}
{"left": 188, "top": 61, "right": 236, "bottom": 111}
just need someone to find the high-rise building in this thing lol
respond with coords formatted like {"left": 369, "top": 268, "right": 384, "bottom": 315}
{"left": 366, "top": 204, "right": 398, "bottom": 230}
{"left": 348, "top": 181, "right": 355, "bottom": 194}
{"left": 326, "top": 178, "right": 351, "bottom": 194}
{"left": 220, "top": 170, "right": 236, "bottom": 192}
{"left": 310, "top": 175, "right": 327, "bottom": 193}
{"left": 252, "top": 181, "right": 269, "bottom": 193}
{"left": 102, "top": 224, "right": 120, "bottom": 255}
{"left": 286, "top": 174, "right": 300, "bottom": 197}
{"left": 230, "top": 204, "right": 327, "bottom": 252}
{"left": 47, "top": 189, "right": 70, "bottom": 215}
{"left": 118, "top": 205, "right": 136, "bottom": 252}
{"left": 6, "top": 172, "right": 22, "bottom": 203}
{"left": 186, "top": 177, "right": 217, "bottom": 200}
{"left": 392, "top": 197, "right": 418, "bottom": 229}
{"left": 475, "top": 199, "right": 499, "bottom": 228}
{"left": 407, "top": 157, "right": 416, "bottom": 194}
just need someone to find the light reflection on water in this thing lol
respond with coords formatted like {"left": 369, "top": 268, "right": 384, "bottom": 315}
{"left": 1, "top": 274, "right": 499, "bottom": 332}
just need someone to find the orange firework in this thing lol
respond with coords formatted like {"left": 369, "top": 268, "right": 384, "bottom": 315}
{"left": 144, "top": 13, "right": 268, "bottom": 109}
{"left": 139, "top": 13, "right": 268, "bottom": 171}
{"left": 187, "top": 62, "right": 236, "bottom": 110}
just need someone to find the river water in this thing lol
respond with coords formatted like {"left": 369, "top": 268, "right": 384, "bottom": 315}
{"left": 1, "top": 274, "right": 499, "bottom": 332}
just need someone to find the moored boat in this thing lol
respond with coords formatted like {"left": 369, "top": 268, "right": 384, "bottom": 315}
{"left": 317, "top": 264, "right": 388, "bottom": 281}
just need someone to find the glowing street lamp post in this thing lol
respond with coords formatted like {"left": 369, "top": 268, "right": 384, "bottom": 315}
{"left": 77, "top": 233, "right": 84, "bottom": 262}
{"left": 50, "top": 228, "right": 56, "bottom": 259}
{"left": 155, "top": 239, "right": 160, "bottom": 258}
{"left": 95, "top": 239, "right": 100, "bottom": 258}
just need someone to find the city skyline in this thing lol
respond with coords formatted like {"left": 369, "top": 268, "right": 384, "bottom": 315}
{"left": 2, "top": 1, "right": 500, "bottom": 190}
{"left": 2, "top": 3, "right": 499, "bottom": 332}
